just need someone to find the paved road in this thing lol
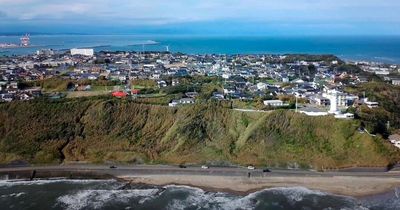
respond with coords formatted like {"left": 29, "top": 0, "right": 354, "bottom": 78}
{"left": 0, "top": 164, "right": 399, "bottom": 179}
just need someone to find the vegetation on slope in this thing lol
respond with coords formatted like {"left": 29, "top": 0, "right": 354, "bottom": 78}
{"left": 346, "top": 82, "right": 400, "bottom": 136}
{"left": 0, "top": 97, "right": 398, "bottom": 169}
{"left": 282, "top": 54, "right": 343, "bottom": 64}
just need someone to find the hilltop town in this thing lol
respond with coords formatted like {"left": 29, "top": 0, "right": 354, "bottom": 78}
{"left": 1, "top": 50, "right": 400, "bottom": 108}
{"left": 1, "top": 49, "right": 400, "bottom": 168}
{"left": 2, "top": 49, "right": 400, "bottom": 137}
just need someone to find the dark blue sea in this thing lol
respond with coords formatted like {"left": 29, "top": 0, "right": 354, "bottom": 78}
{"left": 0, "top": 179, "right": 399, "bottom": 210}
{"left": 1, "top": 35, "right": 400, "bottom": 64}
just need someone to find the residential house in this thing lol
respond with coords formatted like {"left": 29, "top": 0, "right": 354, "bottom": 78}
{"left": 264, "top": 100, "right": 284, "bottom": 107}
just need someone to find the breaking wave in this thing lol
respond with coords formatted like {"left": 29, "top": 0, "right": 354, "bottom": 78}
{"left": 0, "top": 179, "right": 115, "bottom": 187}
{"left": 57, "top": 189, "right": 159, "bottom": 210}
{"left": 54, "top": 184, "right": 370, "bottom": 210}
{"left": 1, "top": 179, "right": 397, "bottom": 210}
{"left": 0, "top": 192, "right": 26, "bottom": 198}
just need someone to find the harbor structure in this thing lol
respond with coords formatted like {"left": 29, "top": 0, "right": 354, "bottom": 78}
{"left": 20, "top": 34, "right": 30, "bottom": 47}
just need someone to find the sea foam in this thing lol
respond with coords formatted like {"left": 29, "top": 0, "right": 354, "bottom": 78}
{"left": 0, "top": 179, "right": 115, "bottom": 187}
{"left": 57, "top": 189, "right": 159, "bottom": 210}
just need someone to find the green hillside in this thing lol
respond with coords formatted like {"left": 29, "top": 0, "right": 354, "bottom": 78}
{"left": 346, "top": 82, "right": 400, "bottom": 136}
{"left": 0, "top": 97, "right": 398, "bottom": 169}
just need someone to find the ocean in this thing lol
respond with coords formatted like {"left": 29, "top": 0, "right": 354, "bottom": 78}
{"left": 1, "top": 35, "right": 400, "bottom": 64}
{"left": 0, "top": 179, "right": 399, "bottom": 210}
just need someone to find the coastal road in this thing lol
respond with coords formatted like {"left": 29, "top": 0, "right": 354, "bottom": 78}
{"left": 1, "top": 164, "right": 400, "bottom": 180}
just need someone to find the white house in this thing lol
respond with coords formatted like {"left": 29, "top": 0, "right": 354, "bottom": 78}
{"left": 363, "top": 98, "right": 379, "bottom": 108}
{"left": 257, "top": 82, "right": 268, "bottom": 90}
{"left": 264, "top": 100, "right": 284, "bottom": 107}
{"left": 169, "top": 98, "right": 195, "bottom": 107}
{"left": 282, "top": 77, "right": 289, "bottom": 83}
{"left": 334, "top": 113, "right": 355, "bottom": 119}
{"left": 222, "top": 73, "right": 231, "bottom": 79}
{"left": 392, "top": 80, "right": 400, "bottom": 86}
{"left": 389, "top": 134, "right": 400, "bottom": 149}
{"left": 292, "top": 79, "right": 305, "bottom": 84}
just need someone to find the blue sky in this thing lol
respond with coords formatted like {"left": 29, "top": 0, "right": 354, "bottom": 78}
{"left": 1, "top": 0, "right": 400, "bottom": 35}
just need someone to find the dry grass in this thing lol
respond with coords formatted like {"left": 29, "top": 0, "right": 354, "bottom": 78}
{"left": 0, "top": 98, "right": 399, "bottom": 169}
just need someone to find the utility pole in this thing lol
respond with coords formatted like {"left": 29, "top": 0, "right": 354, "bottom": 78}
{"left": 295, "top": 84, "right": 299, "bottom": 113}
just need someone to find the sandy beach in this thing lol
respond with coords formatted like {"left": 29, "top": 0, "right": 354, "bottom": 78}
{"left": 1, "top": 164, "right": 400, "bottom": 197}
{"left": 120, "top": 174, "right": 400, "bottom": 197}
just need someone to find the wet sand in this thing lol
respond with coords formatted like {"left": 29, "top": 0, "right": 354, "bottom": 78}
{"left": 120, "top": 174, "right": 400, "bottom": 197}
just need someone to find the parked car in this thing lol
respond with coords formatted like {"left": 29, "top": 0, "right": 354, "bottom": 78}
{"left": 263, "top": 168, "right": 271, "bottom": 172}
{"left": 109, "top": 165, "right": 117, "bottom": 169}
{"left": 179, "top": 164, "right": 187, "bottom": 168}
{"left": 247, "top": 166, "right": 255, "bottom": 170}
{"left": 201, "top": 165, "right": 209, "bottom": 169}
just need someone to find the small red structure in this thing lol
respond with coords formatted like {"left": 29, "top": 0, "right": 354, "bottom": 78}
{"left": 112, "top": 91, "right": 128, "bottom": 98}
{"left": 131, "top": 89, "right": 140, "bottom": 95}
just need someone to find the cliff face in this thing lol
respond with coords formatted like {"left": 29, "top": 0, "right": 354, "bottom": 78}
{"left": 0, "top": 98, "right": 398, "bottom": 169}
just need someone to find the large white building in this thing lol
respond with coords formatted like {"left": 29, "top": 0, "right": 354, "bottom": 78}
{"left": 322, "top": 89, "right": 358, "bottom": 108}
{"left": 328, "top": 90, "right": 340, "bottom": 114}
{"left": 70, "top": 48, "right": 94, "bottom": 56}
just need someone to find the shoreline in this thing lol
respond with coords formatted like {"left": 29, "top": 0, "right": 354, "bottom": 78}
{"left": 119, "top": 174, "right": 400, "bottom": 198}
{"left": 1, "top": 165, "right": 400, "bottom": 198}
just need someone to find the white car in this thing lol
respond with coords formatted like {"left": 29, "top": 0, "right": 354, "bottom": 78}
{"left": 247, "top": 166, "right": 255, "bottom": 170}
{"left": 201, "top": 165, "right": 209, "bottom": 169}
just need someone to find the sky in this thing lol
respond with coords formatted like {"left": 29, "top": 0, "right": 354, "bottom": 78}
{"left": 1, "top": 0, "right": 400, "bottom": 35}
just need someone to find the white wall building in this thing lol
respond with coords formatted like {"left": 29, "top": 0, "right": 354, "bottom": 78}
{"left": 334, "top": 113, "right": 354, "bottom": 119}
{"left": 70, "top": 48, "right": 94, "bottom": 56}
{"left": 393, "top": 80, "right": 400, "bottom": 86}
{"left": 326, "top": 89, "right": 340, "bottom": 114}
{"left": 169, "top": 98, "right": 195, "bottom": 107}
{"left": 323, "top": 89, "right": 357, "bottom": 108}
{"left": 282, "top": 77, "right": 289, "bottom": 83}
{"left": 264, "top": 100, "right": 284, "bottom": 107}
{"left": 364, "top": 98, "right": 379, "bottom": 108}
{"left": 257, "top": 82, "right": 268, "bottom": 91}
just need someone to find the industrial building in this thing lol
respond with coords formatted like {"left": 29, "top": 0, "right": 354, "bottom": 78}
{"left": 70, "top": 48, "right": 94, "bottom": 56}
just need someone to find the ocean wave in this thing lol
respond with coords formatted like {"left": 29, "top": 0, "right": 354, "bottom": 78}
{"left": 1, "top": 181, "right": 375, "bottom": 210}
{"left": 0, "top": 192, "right": 25, "bottom": 198}
{"left": 164, "top": 185, "right": 254, "bottom": 210}
{"left": 53, "top": 184, "right": 370, "bottom": 210}
{"left": 260, "top": 187, "right": 326, "bottom": 204}
{"left": 373, "top": 56, "right": 396, "bottom": 62}
{"left": 162, "top": 185, "right": 362, "bottom": 210}
{"left": 0, "top": 179, "right": 116, "bottom": 187}
{"left": 360, "top": 187, "right": 400, "bottom": 210}
{"left": 251, "top": 187, "right": 367, "bottom": 210}
{"left": 57, "top": 188, "right": 159, "bottom": 210}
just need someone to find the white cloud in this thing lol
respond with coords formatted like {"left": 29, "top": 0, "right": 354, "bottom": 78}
{"left": 1, "top": 0, "right": 400, "bottom": 25}
{"left": 14, "top": 3, "right": 90, "bottom": 20}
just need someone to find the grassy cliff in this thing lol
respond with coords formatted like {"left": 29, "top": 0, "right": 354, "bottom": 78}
{"left": 0, "top": 97, "right": 398, "bottom": 169}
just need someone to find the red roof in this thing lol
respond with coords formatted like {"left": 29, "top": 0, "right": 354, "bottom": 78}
{"left": 131, "top": 89, "right": 140, "bottom": 94}
{"left": 112, "top": 91, "right": 128, "bottom": 98}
